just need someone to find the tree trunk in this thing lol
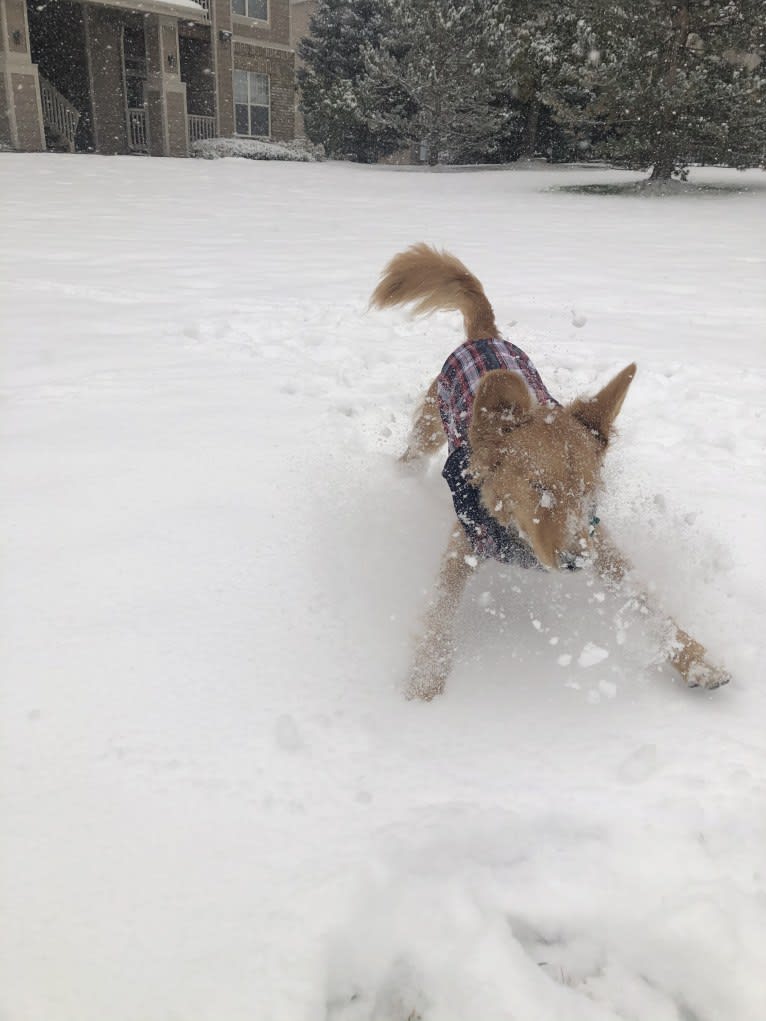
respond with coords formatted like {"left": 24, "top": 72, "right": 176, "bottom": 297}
{"left": 649, "top": 158, "right": 674, "bottom": 181}
{"left": 429, "top": 93, "right": 442, "bottom": 165}
{"left": 651, "top": 1, "right": 690, "bottom": 181}
{"left": 522, "top": 94, "right": 540, "bottom": 159}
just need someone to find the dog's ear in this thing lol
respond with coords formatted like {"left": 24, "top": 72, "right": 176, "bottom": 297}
{"left": 469, "top": 370, "right": 532, "bottom": 475}
{"left": 570, "top": 363, "right": 636, "bottom": 445}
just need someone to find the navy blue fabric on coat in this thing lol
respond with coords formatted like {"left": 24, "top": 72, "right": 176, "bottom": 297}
{"left": 441, "top": 446, "right": 542, "bottom": 569}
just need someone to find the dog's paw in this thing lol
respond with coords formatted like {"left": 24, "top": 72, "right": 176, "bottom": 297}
{"left": 685, "top": 660, "right": 732, "bottom": 690}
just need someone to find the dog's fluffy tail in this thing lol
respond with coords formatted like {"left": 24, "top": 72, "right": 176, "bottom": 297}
{"left": 370, "top": 243, "right": 499, "bottom": 340}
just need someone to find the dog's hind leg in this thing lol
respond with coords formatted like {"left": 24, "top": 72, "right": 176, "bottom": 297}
{"left": 407, "top": 524, "right": 475, "bottom": 700}
{"left": 401, "top": 379, "right": 445, "bottom": 463}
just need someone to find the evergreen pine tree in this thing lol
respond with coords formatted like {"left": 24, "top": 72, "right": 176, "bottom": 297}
{"left": 548, "top": 0, "right": 766, "bottom": 180}
{"left": 492, "top": 1, "right": 579, "bottom": 159}
{"left": 470, "top": 0, "right": 589, "bottom": 163}
{"left": 297, "top": 0, "right": 402, "bottom": 162}
{"left": 360, "top": 0, "right": 512, "bottom": 165}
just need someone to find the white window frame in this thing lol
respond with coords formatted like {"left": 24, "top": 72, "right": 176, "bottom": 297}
{"left": 233, "top": 70, "right": 271, "bottom": 138}
{"left": 231, "top": 0, "right": 268, "bottom": 22}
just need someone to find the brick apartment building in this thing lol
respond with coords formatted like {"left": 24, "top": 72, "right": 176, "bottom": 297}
{"left": 0, "top": 0, "right": 298, "bottom": 155}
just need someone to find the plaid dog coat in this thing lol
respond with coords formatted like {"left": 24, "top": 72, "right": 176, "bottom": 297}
{"left": 437, "top": 339, "right": 559, "bottom": 565}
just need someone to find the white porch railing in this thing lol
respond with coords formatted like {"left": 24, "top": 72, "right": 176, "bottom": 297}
{"left": 188, "top": 114, "right": 216, "bottom": 144}
{"left": 39, "top": 75, "right": 80, "bottom": 152}
{"left": 127, "top": 108, "right": 149, "bottom": 152}
{"left": 195, "top": 0, "right": 210, "bottom": 18}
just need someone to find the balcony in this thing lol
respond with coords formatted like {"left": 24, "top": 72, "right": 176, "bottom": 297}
{"left": 188, "top": 114, "right": 216, "bottom": 145}
{"left": 127, "top": 108, "right": 149, "bottom": 153}
{"left": 39, "top": 75, "right": 81, "bottom": 153}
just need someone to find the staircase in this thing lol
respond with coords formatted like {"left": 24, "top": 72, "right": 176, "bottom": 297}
{"left": 39, "top": 75, "right": 81, "bottom": 152}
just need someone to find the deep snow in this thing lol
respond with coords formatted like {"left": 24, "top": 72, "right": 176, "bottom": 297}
{"left": 1, "top": 156, "right": 765, "bottom": 1021}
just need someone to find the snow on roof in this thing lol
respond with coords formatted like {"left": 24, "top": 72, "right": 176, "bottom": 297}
{"left": 139, "top": 0, "right": 208, "bottom": 13}
{"left": 91, "top": 0, "right": 209, "bottom": 22}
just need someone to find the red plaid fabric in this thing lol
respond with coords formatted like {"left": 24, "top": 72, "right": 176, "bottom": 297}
{"left": 437, "top": 338, "right": 558, "bottom": 453}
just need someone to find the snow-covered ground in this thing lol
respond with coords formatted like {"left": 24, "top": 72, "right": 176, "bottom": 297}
{"left": 2, "top": 155, "right": 765, "bottom": 1021}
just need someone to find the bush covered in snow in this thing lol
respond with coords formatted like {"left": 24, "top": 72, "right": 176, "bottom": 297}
{"left": 191, "top": 136, "right": 322, "bottom": 162}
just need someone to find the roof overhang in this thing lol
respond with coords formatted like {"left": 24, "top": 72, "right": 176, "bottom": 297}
{"left": 85, "top": 0, "right": 210, "bottom": 25}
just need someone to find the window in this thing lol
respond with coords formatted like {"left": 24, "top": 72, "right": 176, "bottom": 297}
{"left": 232, "top": 0, "right": 268, "bottom": 20}
{"left": 233, "top": 70, "right": 270, "bottom": 137}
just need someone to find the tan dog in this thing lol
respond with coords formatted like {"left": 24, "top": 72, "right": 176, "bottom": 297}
{"left": 371, "top": 244, "right": 731, "bottom": 699}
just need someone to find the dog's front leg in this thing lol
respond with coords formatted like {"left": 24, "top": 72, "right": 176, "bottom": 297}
{"left": 592, "top": 529, "right": 730, "bottom": 689}
{"left": 407, "top": 525, "right": 476, "bottom": 700}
